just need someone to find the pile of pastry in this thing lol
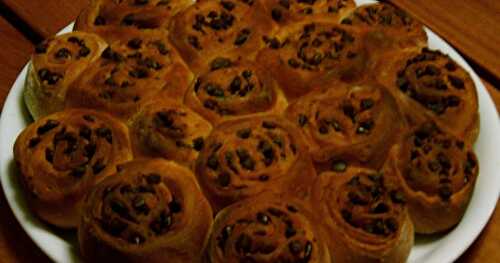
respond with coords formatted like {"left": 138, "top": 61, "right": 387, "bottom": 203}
{"left": 13, "top": 0, "right": 480, "bottom": 262}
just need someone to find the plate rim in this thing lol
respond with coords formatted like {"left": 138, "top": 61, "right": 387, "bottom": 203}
{"left": 1, "top": 2, "right": 499, "bottom": 262}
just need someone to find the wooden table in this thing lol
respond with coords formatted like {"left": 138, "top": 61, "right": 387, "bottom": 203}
{"left": 0, "top": 1, "right": 498, "bottom": 262}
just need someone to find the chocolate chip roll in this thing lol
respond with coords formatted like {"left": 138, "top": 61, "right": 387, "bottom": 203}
{"left": 386, "top": 121, "right": 479, "bottom": 234}
{"left": 286, "top": 82, "right": 406, "bottom": 170}
{"left": 341, "top": 2, "right": 427, "bottom": 51}
{"left": 13, "top": 109, "right": 133, "bottom": 228}
{"left": 312, "top": 166, "right": 414, "bottom": 263}
{"left": 195, "top": 116, "right": 316, "bottom": 212}
{"left": 264, "top": 0, "right": 355, "bottom": 26}
{"left": 79, "top": 159, "right": 213, "bottom": 262}
{"left": 25, "top": 32, "right": 107, "bottom": 120}
{"left": 378, "top": 48, "right": 479, "bottom": 143}
{"left": 169, "top": 0, "right": 277, "bottom": 74}
{"left": 75, "top": 0, "right": 192, "bottom": 41}
{"left": 129, "top": 98, "right": 212, "bottom": 168}
{"left": 66, "top": 30, "right": 193, "bottom": 120}
{"left": 257, "top": 22, "right": 370, "bottom": 100}
{"left": 184, "top": 60, "right": 288, "bottom": 125}
{"left": 205, "top": 194, "right": 331, "bottom": 263}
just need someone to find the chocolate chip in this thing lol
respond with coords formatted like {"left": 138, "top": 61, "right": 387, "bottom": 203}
{"left": 207, "top": 154, "right": 219, "bottom": 170}
{"left": 96, "top": 127, "right": 113, "bottom": 143}
{"left": 445, "top": 61, "right": 457, "bottom": 71}
{"left": 287, "top": 205, "right": 298, "bottom": 213}
{"left": 78, "top": 46, "right": 91, "bottom": 58}
{"left": 234, "top": 28, "right": 251, "bottom": 46}
{"left": 94, "top": 16, "right": 106, "bottom": 25}
{"left": 101, "top": 47, "right": 123, "bottom": 62}
{"left": 29, "top": 137, "right": 41, "bottom": 148}
{"left": 304, "top": 241, "right": 313, "bottom": 260}
{"left": 150, "top": 212, "right": 172, "bottom": 234}
{"left": 331, "top": 160, "right": 347, "bottom": 172}
{"left": 289, "top": 240, "right": 302, "bottom": 255}
{"left": 268, "top": 208, "right": 285, "bottom": 217}
{"left": 438, "top": 185, "right": 452, "bottom": 200}
{"left": 206, "top": 83, "right": 225, "bottom": 97}
{"left": 285, "top": 224, "right": 296, "bottom": 238}
{"left": 242, "top": 70, "right": 252, "bottom": 79}
{"left": 83, "top": 115, "right": 95, "bottom": 122}
{"left": 447, "top": 96, "right": 460, "bottom": 107}
{"left": 127, "top": 38, "right": 142, "bottom": 49}
{"left": 122, "top": 14, "right": 135, "bottom": 26}
{"left": 271, "top": 8, "right": 282, "bottom": 22}
{"left": 236, "top": 128, "right": 251, "bottom": 139}
{"left": 235, "top": 234, "right": 252, "bottom": 254}
{"left": 259, "top": 175, "right": 269, "bottom": 181}
{"left": 298, "top": 114, "right": 308, "bottom": 127}
{"left": 257, "top": 212, "right": 270, "bottom": 225}
{"left": 262, "top": 121, "right": 277, "bottom": 129}
{"left": 79, "top": 126, "right": 92, "bottom": 141}
{"left": 84, "top": 143, "right": 96, "bottom": 159}
{"left": 210, "top": 57, "right": 232, "bottom": 71}
{"left": 129, "top": 68, "right": 149, "bottom": 78}
{"left": 372, "top": 203, "right": 389, "bottom": 213}
{"left": 103, "top": 219, "right": 127, "bottom": 236}
{"left": 145, "top": 173, "right": 161, "bottom": 185}
{"left": 361, "top": 99, "right": 374, "bottom": 110}
{"left": 217, "top": 172, "right": 231, "bottom": 187}
{"left": 229, "top": 76, "right": 242, "bottom": 94}
{"left": 192, "top": 137, "right": 205, "bottom": 151}
{"left": 37, "top": 120, "right": 60, "bottom": 135}
{"left": 55, "top": 48, "right": 71, "bottom": 59}
{"left": 71, "top": 165, "right": 86, "bottom": 178}
{"left": 45, "top": 148, "right": 54, "bottom": 163}
{"left": 288, "top": 58, "right": 300, "bottom": 68}
{"left": 390, "top": 190, "right": 406, "bottom": 204}
{"left": 133, "top": 197, "right": 149, "bottom": 214}
{"left": 134, "top": 0, "right": 148, "bottom": 5}
{"left": 237, "top": 148, "right": 255, "bottom": 170}
{"left": 92, "top": 160, "right": 106, "bottom": 174}
{"left": 220, "top": 1, "right": 235, "bottom": 10}
{"left": 169, "top": 200, "right": 182, "bottom": 213}
{"left": 448, "top": 75, "right": 465, "bottom": 89}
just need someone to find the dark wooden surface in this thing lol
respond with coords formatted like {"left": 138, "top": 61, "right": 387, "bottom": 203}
{"left": 0, "top": 1, "right": 498, "bottom": 262}
{"left": 0, "top": 16, "right": 51, "bottom": 263}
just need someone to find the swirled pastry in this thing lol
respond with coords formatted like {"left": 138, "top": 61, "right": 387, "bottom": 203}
{"left": 386, "top": 121, "right": 479, "bottom": 234}
{"left": 264, "top": 0, "right": 355, "bottom": 26}
{"left": 205, "top": 194, "right": 331, "bottom": 263}
{"left": 25, "top": 32, "right": 107, "bottom": 120}
{"left": 341, "top": 3, "right": 427, "bottom": 51}
{"left": 257, "top": 22, "right": 370, "bottom": 100}
{"left": 66, "top": 30, "right": 192, "bottom": 120}
{"left": 75, "top": 0, "right": 192, "bottom": 41}
{"left": 13, "top": 109, "right": 133, "bottom": 228}
{"left": 313, "top": 166, "right": 413, "bottom": 263}
{"left": 79, "top": 159, "right": 213, "bottom": 263}
{"left": 286, "top": 82, "right": 405, "bottom": 170}
{"left": 169, "top": 0, "right": 277, "bottom": 74}
{"left": 195, "top": 116, "right": 315, "bottom": 212}
{"left": 184, "top": 60, "right": 288, "bottom": 125}
{"left": 129, "top": 98, "right": 212, "bottom": 167}
{"left": 377, "top": 48, "right": 479, "bottom": 142}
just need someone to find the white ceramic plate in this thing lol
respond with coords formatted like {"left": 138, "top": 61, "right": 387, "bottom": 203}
{"left": 1, "top": 1, "right": 499, "bottom": 262}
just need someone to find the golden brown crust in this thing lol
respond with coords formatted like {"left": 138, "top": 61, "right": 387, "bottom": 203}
{"left": 312, "top": 166, "right": 414, "bottom": 263}
{"left": 386, "top": 121, "right": 479, "bottom": 234}
{"left": 286, "top": 81, "right": 406, "bottom": 170}
{"left": 66, "top": 30, "right": 193, "bottom": 120}
{"left": 129, "top": 98, "right": 212, "bottom": 168}
{"left": 184, "top": 60, "right": 288, "bottom": 125}
{"left": 79, "top": 159, "right": 213, "bottom": 263}
{"left": 13, "top": 109, "right": 133, "bottom": 228}
{"left": 75, "top": 0, "right": 192, "bottom": 42}
{"left": 195, "top": 115, "right": 316, "bottom": 212}
{"left": 25, "top": 32, "right": 107, "bottom": 120}
{"left": 341, "top": 3, "right": 427, "bottom": 51}
{"left": 376, "top": 48, "right": 479, "bottom": 143}
{"left": 169, "top": 0, "right": 278, "bottom": 74}
{"left": 257, "top": 21, "right": 370, "bottom": 100}
{"left": 205, "top": 194, "right": 331, "bottom": 263}
{"left": 263, "top": 0, "right": 355, "bottom": 26}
